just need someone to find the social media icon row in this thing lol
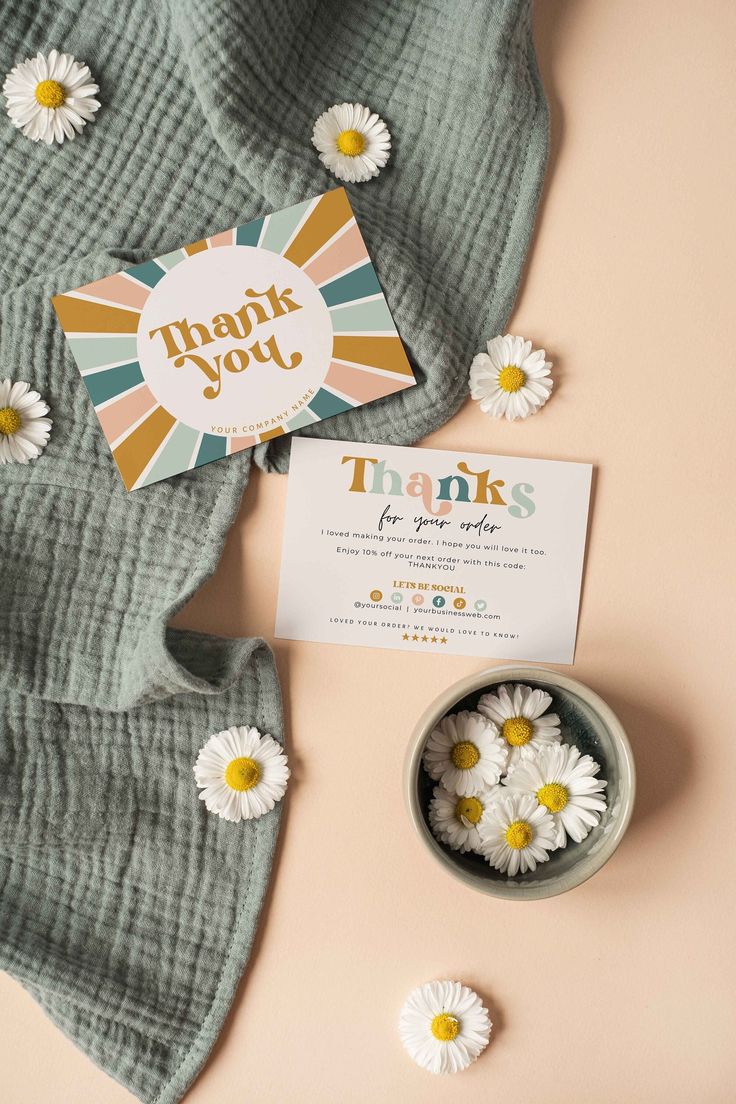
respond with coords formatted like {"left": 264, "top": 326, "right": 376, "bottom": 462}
{"left": 371, "top": 589, "right": 488, "bottom": 612}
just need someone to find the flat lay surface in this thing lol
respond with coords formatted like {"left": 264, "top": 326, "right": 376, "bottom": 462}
{"left": 1, "top": 1, "right": 734, "bottom": 1101}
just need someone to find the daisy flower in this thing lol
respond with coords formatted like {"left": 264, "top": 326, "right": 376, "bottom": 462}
{"left": 469, "top": 334, "right": 553, "bottom": 421}
{"left": 194, "top": 725, "right": 289, "bottom": 823}
{"left": 504, "top": 742, "right": 607, "bottom": 848}
{"left": 399, "top": 980, "right": 492, "bottom": 1075}
{"left": 3, "top": 49, "right": 100, "bottom": 145}
{"left": 477, "top": 683, "right": 561, "bottom": 774}
{"left": 428, "top": 783, "right": 502, "bottom": 854}
{"left": 311, "top": 102, "right": 391, "bottom": 183}
{"left": 423, "top": 710, "right": 506, "bottom": 797}
{"left": 0, "top": 380, "right": 52, "bottom": 464}
{"left": 477, "top": 792, "right": 556, "bottom": 876}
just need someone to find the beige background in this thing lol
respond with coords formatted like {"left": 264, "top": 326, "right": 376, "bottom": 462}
{"left": 2, "top": 1, "right": 735, "bottom": 1100}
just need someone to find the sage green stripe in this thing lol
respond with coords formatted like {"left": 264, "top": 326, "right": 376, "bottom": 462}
{"left": 329, "top": 298, "right": 395, "bottom": 333}
{"left": 140, "top": 422, "right": 200, "bottom": 486}
{"left": 156, "top": 249, "right": 188, "bottom": 271}
{"left": 259, "top": 198, "right": 312, "bottom": 254}
{"left": 286, "top": 409, "right": 317, "bottom": 431}
{"left": 67, "top": 336, "right": 139, "bottom": 373}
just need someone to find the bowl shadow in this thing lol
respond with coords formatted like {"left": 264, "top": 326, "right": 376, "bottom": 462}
{"left": 585, "top": 683, "right": 693, "bottom": 836}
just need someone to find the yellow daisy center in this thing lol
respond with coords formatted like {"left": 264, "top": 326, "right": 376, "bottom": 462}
{"left": 498, "top": 365, "right": 526, "bottom": 393}
{"left": 505, "top": 820, "right": 533, "bottom": 849}
{"left": 537, "top": 782, "right": 569, "bottom": 813}
{"left": 430, "top": 1013, "right": 460, "bottom": 1042}
{"left": 336, "top": 128, "right": 365, "bottom": 156}
{"left": 35, "top": 79, "right": 66, "bottom": 109}
{"left": 451, "top": 741, "right": 480, "bottom": 770}
{"left": 502, "top": 716, "right": 534, "bottom": 747}
{"left": 224, "top": 756, "right": 261, "bottom": 792}
{"left": 455, "top": 796, "right": 483, "bottom": 825}
{"left": 0, "top": 407, "right": 21, "bottom": 436}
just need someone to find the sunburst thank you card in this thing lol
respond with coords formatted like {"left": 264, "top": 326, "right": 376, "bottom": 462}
{"left": 52, "top": 188, "right": 416, "bottom": 490}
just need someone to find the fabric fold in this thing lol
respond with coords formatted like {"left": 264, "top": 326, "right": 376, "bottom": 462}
{"left": 0, "top": 0, "right": 548, "bottom": 1100}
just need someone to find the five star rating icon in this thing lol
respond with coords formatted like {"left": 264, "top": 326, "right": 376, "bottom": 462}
{"left": 401, "top": 632, "right": 447, "bottom": 645}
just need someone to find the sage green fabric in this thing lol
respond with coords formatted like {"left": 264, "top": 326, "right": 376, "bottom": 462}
{"left": 0, "top": 1, "right": 548, "bottom": 1101}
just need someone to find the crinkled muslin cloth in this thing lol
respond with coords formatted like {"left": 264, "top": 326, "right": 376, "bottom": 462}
{"left": 0, "top": 1, "right": 548, "bottom": 1099}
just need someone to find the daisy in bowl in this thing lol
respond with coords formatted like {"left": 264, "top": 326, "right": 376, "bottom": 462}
{"left": 469, "top": 334, "right": 552, "bottom": 421}
{"left": 399, "top": 979, "right": 492, "bottom": 1075}
{"left": 311, "top": 102, "right": 391, "bottom": 183}
{"left": 427, "top": 783, "right": 502, "bottom": 854}
{"left": 504, "top": 742, "right": 607, "bottom": 848}
{"left": 0, "top": 379, "right": 52, "bottom": 464}
{"left": 3, "top": 49, "right": 100, "bottom": 145}
{"left": 423, "top": 710, "right": 506, "bottom": 797}
{"left": 477, "top": 683, "right": 561, "bottom": 774}
{"left": 194, "top": 724, "right": 289, "bottom": 823}
{"left": 477, "top": 792, "right": 557, "bottom": 876}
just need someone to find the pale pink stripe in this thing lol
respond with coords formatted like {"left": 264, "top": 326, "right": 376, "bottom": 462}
{"left": 229, "top": 436, "right": 257, "bottom": 454}
{"left": 75, "top": 272, "right": 150, "bottom": 310}
{"left": 209, "top": 229, "right": 235, "bottom": 248}
{"left": 325, "top": 361, "right": 415, "bottom": 403}
{"left": 303, "top": 223, "right": 367, "bottom": 285}
{"left": 97, "top": 385, "right": 157, "bottom": 441}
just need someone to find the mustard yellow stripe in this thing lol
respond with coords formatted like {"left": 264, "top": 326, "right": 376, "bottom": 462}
{"left": 259, "top": 425, "right": 285, "bottom": 442}
{"left": 52, "top": 294, "right": 141, "bottom": 334}
{"left": 283, "top": 188, "right": 353, "bottom": 268}
{"left": 184, "top": 239, "right": 208, "bottom": 256}
{"left": 113, "top": 406, "right": 176, "bottom": 490}
{"left": 332, "top": 335, "right": 414, "bottom": 378}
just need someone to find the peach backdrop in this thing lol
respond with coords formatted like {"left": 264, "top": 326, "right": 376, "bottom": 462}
{"left": 2, "top": 2, "right": 734, "bottom": 1100}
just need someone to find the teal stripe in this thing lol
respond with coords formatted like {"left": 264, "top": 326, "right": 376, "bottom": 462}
{"left": 156, "top": 249, "right": 187, "bottom": 271}
{"left": 330, "top": 298, "right": 395, "bottom": 332}
{"left": 236, "top": 217, "right": 265, "bottom": 246}
{"left": 259, "top": 198, "right": 312, "bottom": 254}
{"left": 84, "top": 361, "right": 144, "bottom": 406}
{"left": 308, "top": 388, "right": 355, "bottom": 420}
{"left": 140, "top": 422, "right": 200, "bottom": 485}
{"left": 286, "top": 409, "right": 317, "bottom": 431}
{"left": 194, "top": 433, "right": 228, "bottom": 468}
{"left": 68, "top": 335, "right": 139, "bottom": 373}
{"left": 320, "top": 263, "right": 382, "bottom": 307}
{"left": 126, "top": 260, "right": 167, "bottom": 288}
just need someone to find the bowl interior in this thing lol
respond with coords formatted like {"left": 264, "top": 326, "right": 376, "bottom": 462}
{"left": 413, "top": 673, "right": 633, "bottom": 897}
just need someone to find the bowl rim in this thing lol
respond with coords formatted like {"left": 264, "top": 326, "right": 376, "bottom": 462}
{"left": 404, "top": 664, "right": 636, "bottom": 901}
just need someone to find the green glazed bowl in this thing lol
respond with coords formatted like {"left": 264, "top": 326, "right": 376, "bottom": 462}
{"left": 404, "top": 665, "right": 635, "bottom": 900}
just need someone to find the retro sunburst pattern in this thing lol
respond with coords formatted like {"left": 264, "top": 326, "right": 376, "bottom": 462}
{"left": 52, "top": 188, "right": 416, "bottom": 491}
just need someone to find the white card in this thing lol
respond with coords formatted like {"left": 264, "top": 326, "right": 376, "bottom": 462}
{"left": 275, "top": 438, "right": 592, "bottom": 663}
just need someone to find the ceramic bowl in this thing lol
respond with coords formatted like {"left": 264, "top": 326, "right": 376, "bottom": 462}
{"left": 404, "top": 665, "right": 635, "bottom": 900}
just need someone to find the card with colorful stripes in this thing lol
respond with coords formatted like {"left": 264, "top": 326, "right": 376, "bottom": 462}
{"left": 51, "top": 188, "right": 416, "bottom": 490}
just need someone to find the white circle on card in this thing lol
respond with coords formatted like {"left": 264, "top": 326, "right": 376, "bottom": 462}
{"left": 137, "top": 246, "right": 333, "bottom": 435}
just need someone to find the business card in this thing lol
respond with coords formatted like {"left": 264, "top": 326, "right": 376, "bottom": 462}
{"left": 275, "top": 438, "right": 592, "bottom": 663}
{"left": 52, "top": 189, "right": 415, "bottom": 489}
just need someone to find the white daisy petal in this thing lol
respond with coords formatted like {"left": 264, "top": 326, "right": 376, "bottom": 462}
{"left": 400, "top": 981, "right": 492, "bottom": 1074}
{"left": 504, "top": 742, "right": 607, "bottom": 847}
{"left": 312, "top": 102, "right": 391, "bottom": 184}
{"left": 423, "top": 710, "right": 507, "bottom": 796}
{"left": 193, "top": 724, "right": 289, "bottom": 822}
{"left": 477, "top": 791, "right": 556, "bottom": 874}
{"left": 428, "top": 783, "right": 501, "bottom": 854}
{"left": 469, "top": 335, "right": 553, "bottom": 421}
{"left": 478, "top": 683, "right": 562, "bottom": 772}
{"left": 0, "top": 379, "right": 52, "bottom": 465}
{"left": 3, "top": 50, "right": 100, "bottom": 144}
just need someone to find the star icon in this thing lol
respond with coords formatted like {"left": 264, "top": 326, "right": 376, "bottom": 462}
{"left": 412, "top": 633, "right": 419, "bottom": 641}
{"left": 440, "top": 637, "right": 448, "bottom": 644}
{"left": 431, "top": 636, "right": 438, "bottom": 643}
{"left": 402, "top": 633, "right": 409, "bottom": 640}
{"left": 421, "top": 635, "right": 429, "bottom": 643}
